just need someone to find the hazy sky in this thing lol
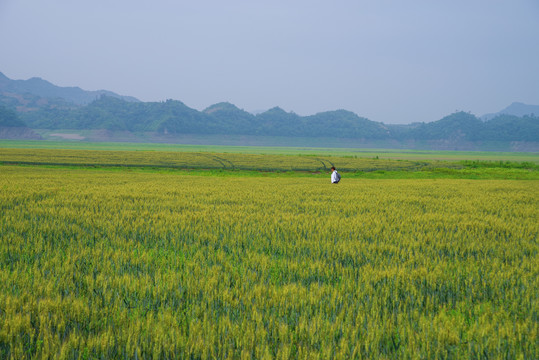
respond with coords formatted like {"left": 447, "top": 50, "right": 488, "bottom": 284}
{"left": 1, "top": 0, "right": 538, "bottom": 124}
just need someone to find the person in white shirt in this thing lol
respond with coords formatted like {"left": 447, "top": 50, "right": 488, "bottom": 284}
{"left": 330, "top": 166, "right": 341, "bottom": 184}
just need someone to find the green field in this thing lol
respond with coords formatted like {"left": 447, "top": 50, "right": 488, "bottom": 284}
{"left": 1, "top": 139, "right": 538, "bottom": 163}
{"left": 0, "top": 150, "right": 537, "bottom": 182}
{"left": 0, "top": 146, "right": 538, "bottom": 359}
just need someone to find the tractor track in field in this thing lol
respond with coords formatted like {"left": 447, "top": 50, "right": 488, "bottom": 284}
{"left": 199, "top": 153, "right": 235, "bottom": 170}
{"left": 313, "top": 158, "right": 335, "bottom": 170}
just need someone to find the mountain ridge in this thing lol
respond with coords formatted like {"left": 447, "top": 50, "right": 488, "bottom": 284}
{"left": 0, "top": 72, "right": 537, "bottom": 150}
{"left": 481, "top": 102, "right": 539, "bottom": 121}
{"left": 0, "top": 71, "right": 139, "bottom": 106}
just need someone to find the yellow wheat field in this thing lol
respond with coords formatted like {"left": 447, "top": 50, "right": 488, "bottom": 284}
{"left": 0, "top": 148, "right": 441, "bottom": 172}
{"left": 0, "top": 165, "right": 538, "bottom": 359}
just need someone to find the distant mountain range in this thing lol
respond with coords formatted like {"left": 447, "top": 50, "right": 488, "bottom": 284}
{"left": 1, "top": 71, "right": 538, "bottom": 150}
{"left": 481, "top": 102, "right": 539, "bottom": 121}
{"left": 0, "top": 71, "right": 138, "bottom": 109}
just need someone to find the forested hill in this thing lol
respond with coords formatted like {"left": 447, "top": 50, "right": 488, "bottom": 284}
{"left": 19, "top": 97, "right": 387, "bottom": 139}
{"left": 0, "top": 105, "right": 25, "bottom": 127}
{"left": 13, "top": 96, "right": 539, "bottom": 143}
{"left": 0, "top": 105, "right": 41, "bottom": 139}
{"left": 402, "top": 112, "right": 538, "bottom": 142}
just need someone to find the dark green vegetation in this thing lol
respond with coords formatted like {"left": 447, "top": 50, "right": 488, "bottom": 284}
{"left": 14, "top": 97, "right": 539, "bottom": 144}
{"left": 0, "top": 106, "right": 25, "bottom": 127}
{"left": 18, "top": 97, "right": 389, "bottom": 139}
{"left": 0, "top": 107, "right": 41, "bottom": 140}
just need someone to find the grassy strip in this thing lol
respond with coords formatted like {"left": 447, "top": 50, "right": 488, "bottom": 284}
{"left": 460, "top": 159, "right": 539, "bottom": 170}
{"left": 351, "top": 168, "right": 539, "bottom": 180}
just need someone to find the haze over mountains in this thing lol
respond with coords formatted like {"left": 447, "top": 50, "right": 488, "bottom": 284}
{"left": 481, "top": 102, "right": 539, "bottom": 121}
{"left": 0, "top": 72, "right": 139, "bottom": 106}
{"left": 0, "top": 72, "right": 537, "bottom": 151}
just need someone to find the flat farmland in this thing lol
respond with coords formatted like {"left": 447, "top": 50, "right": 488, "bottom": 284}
{"left": 1, "top": 139, "right": 538, "bottom": 163}
{"left": 0, "top": 148, "right": 538, "bottom": 181}
{"left": 0, "top": 159, "right": 537, "bottom": 359}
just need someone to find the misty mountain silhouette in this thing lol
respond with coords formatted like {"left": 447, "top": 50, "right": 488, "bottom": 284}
{"left": 0, "top": 71, "right": 139, "bottom": 105}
